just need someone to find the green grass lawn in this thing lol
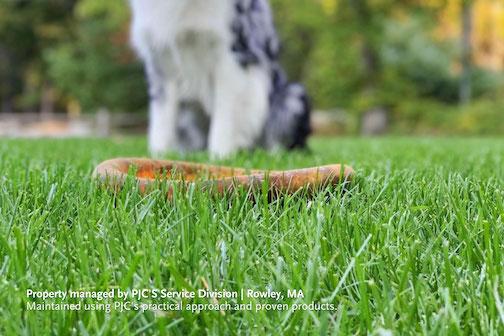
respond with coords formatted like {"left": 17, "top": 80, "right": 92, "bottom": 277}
{"left": 1, "top": 137, "right": 503, "bottom": 335}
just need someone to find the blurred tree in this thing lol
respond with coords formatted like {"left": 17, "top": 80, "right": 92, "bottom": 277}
{"left": 382, "top": 18, "right": 460, "bottom": 102}
{"left": 271, "top": 0, "right": 361, "bottom": 108}
{"left": 434, "top": 0, "right": 504, "bottom": 103}
{"left": 0, "top": 0, "right": 502, "bottom": 133}
{"left": 270, "top": 0, "right": 324, "bottom": 81}
{"left": 0, "top": 42, "right": 15, "bottom": 112}
{"left": 0, "top": 0, "right": 77, "bottom": 112}
{"left": 460, "top": 0, "right": 474, "bottom": 104}
{"left": 309, "top": 1, "right": 424, "bottom": 105}
{"left": 46, "top": 0, "right": 147, "bottom": 113}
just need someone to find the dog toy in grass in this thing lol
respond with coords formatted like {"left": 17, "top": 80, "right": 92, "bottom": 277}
{"left": 93, "top": 158, "right": 354, "bottom": 199}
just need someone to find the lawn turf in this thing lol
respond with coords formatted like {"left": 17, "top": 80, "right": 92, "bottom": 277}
{"left": 0, "top": 137, "right": 503, "bottom": 335}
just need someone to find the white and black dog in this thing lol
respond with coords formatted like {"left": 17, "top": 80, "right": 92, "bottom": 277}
{"left": 129, "top": 0, "right": 310, "bottom": 157}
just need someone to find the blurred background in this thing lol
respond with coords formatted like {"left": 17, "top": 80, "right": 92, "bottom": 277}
{"left": 0, "top": 0, "right": 502, "bottom": 138}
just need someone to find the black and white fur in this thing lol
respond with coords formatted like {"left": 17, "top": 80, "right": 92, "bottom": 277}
{"left": 129, "top": 0, "right": 310, "bottom": 157}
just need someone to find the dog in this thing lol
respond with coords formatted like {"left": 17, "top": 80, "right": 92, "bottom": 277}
{"left": 129, "top": 0, "right": 311, "bottom": 157}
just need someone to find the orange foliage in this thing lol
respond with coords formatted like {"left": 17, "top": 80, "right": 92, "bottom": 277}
{"left": 436, "top": 0, "right": 504, "bottom": 70}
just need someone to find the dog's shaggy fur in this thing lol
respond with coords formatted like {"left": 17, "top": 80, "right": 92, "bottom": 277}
{"left": 129, "top": 0, "right": 311, "bottom": 157}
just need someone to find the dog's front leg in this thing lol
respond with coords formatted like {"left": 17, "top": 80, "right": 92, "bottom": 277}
{"left": 148, "top": 80, "right": 178, "bottom": 156}
{"left": 210, "top": 55, "right": 269, "bottom": 157}
{"left": 208, "top": 57, "right": 240, "bottom": 158}
{"left": 146, "top": 59, "right": 179, "bottom": 157}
